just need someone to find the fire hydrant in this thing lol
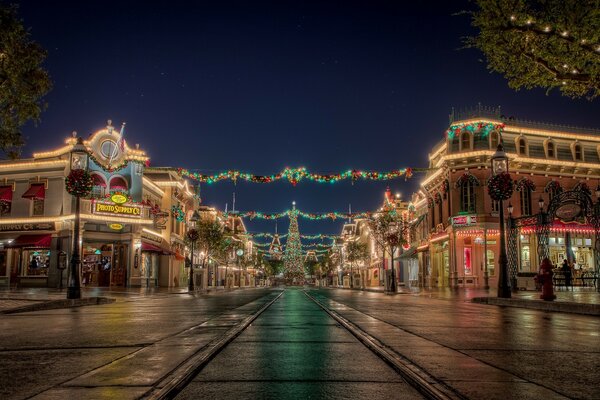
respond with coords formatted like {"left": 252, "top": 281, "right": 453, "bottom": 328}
{"left": 539, "top": 258, "right": 556, "bottom": 301}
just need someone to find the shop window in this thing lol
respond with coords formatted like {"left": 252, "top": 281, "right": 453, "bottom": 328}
{"left": 461, "top": 132, "right": 471, "bottom": 151}
{"left": 585, "top": 238, "right": 592, "bottom": 246}
{"left": 520, "top": 188, "right": 532, "bottom": 215}
{"left": 460, "top": 180, "right": 476, "bottom": 213}
{"left": 486, "top": 250, "right": 495, "bottom": 276}
{"left": 464, "top": 247, "right": 472, "bottom": 275}
{"left": 32, "top": 199, "right": 45, "bottom": 216}
{"left": 26, "top": 250, "right": 50, "bottom": 276}
{"left": 520, "top": 245, "right": 530, "bottom": 271}
{"left": 91, "top": 173, "right": 107, "bottom": 198}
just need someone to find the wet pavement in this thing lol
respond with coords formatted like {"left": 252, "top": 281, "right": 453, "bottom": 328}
{"left": 175, "top": 288, "right": 423, "bottom": 400}
{"left": 310, "top": 288, "right": 600, "bottom": 399}
{"left": 0, "top": 288, "right": 277, "bottom": 400}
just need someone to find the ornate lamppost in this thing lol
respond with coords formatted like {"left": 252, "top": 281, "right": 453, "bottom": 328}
{"left": 66, "top": 137, "right": 91, "bottom": 299}
{"left": 186, "top": 210, "right": 200, "bottom": 292}
{"left": 236, "top": 248, "right": 244, "bottom": 288}
{"left": 488, "top": 143, "right": 514, "bottom": 298}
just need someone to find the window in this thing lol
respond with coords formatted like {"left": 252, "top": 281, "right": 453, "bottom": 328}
{"left": 547, "top": 141, "right": 555, "bottom": 158}
{"left": 520, "top": 187, "right": 532, "bottom": 215}
{"left": 460, "top": 180, "right": 476, "bottom": 213}
{"left": 464, "top": 247, "right": 472, "bottom": 275}
{"left": 491, "top": 199, "right": 499, "bottom": 214}
{"left": 490, "top": 132, "right": 499, "bottom": 149}
{"left": 109, "top": 176, "right": 128, "bottom": 192}
{"left": 546, "top": 182, "right": 561, "bottom": 203}
{"left": 486, "top": 250, "right": 495, "bottom": 276}
{"left": 101, "top": 140, "right": 118, "bottom": 159}
{"left": 91, "top": 173, "right": 106, "bottom": 198}
{"left": 437, "top": 198, "right": 443, "bottom": 226}
{"left": 461, "top": 132, "right": 471, "bottom": 151}
{"left": 518, "top": 138, "right": 527, "bottom": 155}
{"left": 32, "top": 199, "right": 45, "bottom": 216}
{"left": 520, "top": 245, "right": 531, "bottom": 272}
{"left": 574, "top": 144, "right": 583, "bottom": 161}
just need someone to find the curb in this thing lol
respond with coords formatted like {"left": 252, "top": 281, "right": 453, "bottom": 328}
{"left": 0, "top": 297, "right": 115, "bottom": 314}
{"left": 472, "top": 297, "right": 600, "bottom": 316}
{"left": 304, "top": 291, "right": 462, "bottom": 400}
{"left": 145, "top": 290, "right": 284, "bottom": 400}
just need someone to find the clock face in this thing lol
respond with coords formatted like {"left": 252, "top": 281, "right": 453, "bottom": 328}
{"left": 101, "top": 140, "right": 118, "bottom": 159}
{"left": 555, "top": 203, "right": 582, "bottom": 222}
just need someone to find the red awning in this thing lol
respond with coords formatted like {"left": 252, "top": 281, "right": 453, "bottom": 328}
{"left": 6, "top": 234, "right": 52, "bottom": 248}
{"left": 141, "top": 242, "right": 174, "bottom": 255}
{"left": 174, "top": 251, "right": 185, "bottom": 261}
{"left": 92, "top": 174, "right": 106, "bottom": 187}
{"left": 22, "top": 184, "right": 45, "bottom": 200}
{"left": 0, "top": 186, "right": 12, "bottom": 202}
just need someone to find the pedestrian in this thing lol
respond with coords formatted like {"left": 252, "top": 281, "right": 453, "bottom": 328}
{"left": 561, "top": 259, "right": 572, "bottom": 290}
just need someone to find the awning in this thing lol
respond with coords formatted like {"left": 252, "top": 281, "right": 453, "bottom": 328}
{"left": 0, "top": 186, "right": 12, "bottom": 202}
{"left": 92, "top": 174, "right": 106, "bottom": 187}
{"left": 141, "top": 242, "right": 174, "bottom": 255}
{"left": 6, "top": 234, "right": 52, "bottom": 248}
{"left": 22, "top": 184, "right": 45, "bottom": 200}
{"left": 174, "top": 251, "right": 185, "bottom": 261}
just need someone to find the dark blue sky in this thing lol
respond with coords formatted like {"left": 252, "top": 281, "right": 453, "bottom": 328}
{"left": 18, "top": 0, "right": 600, "bottom": 237}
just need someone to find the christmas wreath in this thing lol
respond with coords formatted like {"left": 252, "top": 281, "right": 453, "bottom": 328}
{"left": 65, "top": 169, "right": 93, "bottom": 197}
{"left": 488, "top": 172, "right": 513, "bottom": 201}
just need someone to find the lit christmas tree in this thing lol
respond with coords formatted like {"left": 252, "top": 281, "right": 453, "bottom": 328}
{"left": 283, "top": 202, "right": 304, "bottom": 282}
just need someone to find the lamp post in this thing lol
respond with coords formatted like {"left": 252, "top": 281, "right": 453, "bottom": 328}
{"left": 236, "top": 248, "right": 244, "bottom": 288}
{"left": 187, "top": 210, "right": 200, "bottom": 292}
{"left": 67, "top": 137, "right": 89, "bottom": 300}
{"left": 491, "top": 143, "right": 511, "bottom": 298}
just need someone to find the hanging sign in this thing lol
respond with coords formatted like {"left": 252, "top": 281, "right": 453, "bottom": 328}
{"left": 108, "top": 223, "right": 124, "bottom": 230}
{"left": 451, "top": 215, "right": 477, "bottom": 227}
{"left": 110, "top": 192, "right": 128, "bottom": 205}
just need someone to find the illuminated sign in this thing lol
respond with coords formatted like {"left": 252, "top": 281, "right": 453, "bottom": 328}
{"left": 108, "top": 223, "right": 124, "bottom": 230}
{"left": 110, "top": 193, "right": 128, "bottom": 205}
{"left": 93, "top": 202, "right": 141, "bottom": 218}
{"left": 0, "top": 223, "right": 55, "bottom": 232}
{"left": 451, "top": 215, "right": 477, "bottom": 227}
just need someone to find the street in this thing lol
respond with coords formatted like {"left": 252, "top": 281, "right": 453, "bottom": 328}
{"left": 1, "top": 287, "right": 599, "bottom": 399}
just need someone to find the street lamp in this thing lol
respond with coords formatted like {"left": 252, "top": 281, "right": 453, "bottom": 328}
{"left": 491, "top": 143, "right": 511, "bottom": 298}
{"left": 236, "top": 248, "right": 244, "bottom": 288}
{"left": 67, "top": 137, "right": 89, "bottom": 300}
{"left": 186, "top": 210, "right": 200, "bottom": 292}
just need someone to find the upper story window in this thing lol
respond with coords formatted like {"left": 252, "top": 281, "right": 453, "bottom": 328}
{"left": 545, "top": 181, "right": 562, "bottom": 203}
{"left": 22, "top": 183, "right": 46, "bottom": 217}
{"left": 91, "top": 173, "right": 107, "bottom": 198}
{"left": 109, "top": 176, "right": 128, "bottom": 192}
{"left": 546, "top": 141, "right": 555, "bottom": 158}
{"left": 456, "top": 174, "right": 479, "bottom": 213}
{"left": 0, "top": 186, "right": 13, "bottom": 217}
{"left": 516, "top": 178, "right": 536, "bottom": 216}
{"left": 518, "top": 137, "right": 527, "bottom": 155}
{"left": 490, "top": 132, "right": 500, "bottom": 149}
{"left": 460, "top": 132, "right": 471, "bottom": 151}
{"left": 573, "top": 143, "right": 583, "bottom": 161}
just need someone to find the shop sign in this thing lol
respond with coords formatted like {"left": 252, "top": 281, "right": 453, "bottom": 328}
{"left": 110, "top": 192, "right": 128, "bottom": 205}
{"left": 108, "top": 223, "right": 124, "bottom": 230}
{"left": 451, "top": 215, "right": 477, "bottom": 227}
{"left": 142, "top": 231, "right": 162, "bottom": 243}
{"left": 0, "top": 222, "right": 55, "bottom": 232}
{"left": 486, "top": 240, "right": 497, "bottom": 245}
{"left": 93, "top": 201, "right": 141, "bottom": 217}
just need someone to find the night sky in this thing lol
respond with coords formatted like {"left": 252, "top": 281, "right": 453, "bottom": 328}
{"left": 17, "top": 1, "right": 600, "bottom": 237}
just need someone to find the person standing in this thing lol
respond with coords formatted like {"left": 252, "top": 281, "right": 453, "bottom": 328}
{"left": 561, "top": 259, "right": 572, "bottom": 290}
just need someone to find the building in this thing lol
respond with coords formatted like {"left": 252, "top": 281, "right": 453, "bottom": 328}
{"left": 0, "top": 121, "right": 198, "bottom": 289}
{"left": 415, "top": 106, "right": 600, "bottom": 290}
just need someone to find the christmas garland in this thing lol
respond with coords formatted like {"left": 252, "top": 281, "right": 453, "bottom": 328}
{"left": 65, "top": 169, "right": 93, "bottom": 197}
{"left": 446, "top": 121, "right": 505, "bottom": 140}
{"left": 488, "top": 172, "right": 514, "bottom": 201}
{"left": 544, "top": 180, "right": 562, "bottom": 194}
{"left": 178, "top": 166, "right": 419, "bottom": 186}
{"left": 515, "top": 178, "right": 536, "bottom": 192}
{"left": 171, "top": 205, "right": 185, "bottom": 222}
{"left": 88, "top": 154, "right": 130, "bottom": 173}
{"left": 225, "top": 208, "right": 397, "bottom": 221}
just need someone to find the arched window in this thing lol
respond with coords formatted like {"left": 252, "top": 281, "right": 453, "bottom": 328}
{"left": 574, "top": 143, "right": 583, "bottom": 161}
{"left": 109, "top": 176, "right": 128, "bottom": 192}
{"left": 435, "top": 193, "right": 443, "bottom": 227}
{"left": 546, "top": 141, "right": 555, "bottom": 158}
{"left": 490, "top": 132, "right": 499, "bottom": 149}
{"left": 545, "top": 181, "right": 562, "bottom": 203}
{"left": 461, "top": 132, "right": 471, "bottom": 151}
{"left": 516, "top": 179, "right": 536, "bottom": 216}
{"left": 518, "top": 138, "right": 527, "bottom": 155}
{"left": 91, "top": 173, "right": 107, "bottom": 197}
{"left": 456, "top": 174, "right": 479, "bottom": 213}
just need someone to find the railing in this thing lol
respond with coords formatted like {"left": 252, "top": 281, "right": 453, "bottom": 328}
{"left": 449, "top": 104, "right": 600, "bottom": 136}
